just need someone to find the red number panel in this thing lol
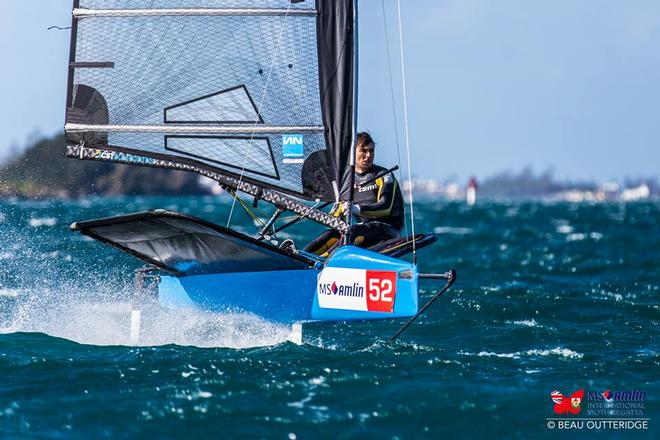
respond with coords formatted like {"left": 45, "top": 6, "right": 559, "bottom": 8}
{"left": 365, "top": 270, "right": 397, "bottom": 313}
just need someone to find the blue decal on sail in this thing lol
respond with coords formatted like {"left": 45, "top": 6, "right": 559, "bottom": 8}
{"left": 282, "top": 134, "right": 304, "bottom": 163}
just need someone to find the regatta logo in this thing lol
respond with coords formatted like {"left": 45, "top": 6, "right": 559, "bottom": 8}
{"left": 586, "top": 389, "right": 647, "bottom": 417}
{"left": 282, "top": 134, "right": 304, "bottom": 163}
{"left": 318, "top": 281, "right": 364, "bottom": 297}
{"left": 588, "top": 390, "right": 646, "bottom": 402}
{"left": 550, "top": 389, "right": 584, "bottom": 415}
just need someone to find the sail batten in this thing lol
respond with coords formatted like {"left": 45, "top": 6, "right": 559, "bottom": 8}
{"left": 66, "top": 123, "right": 324, "bottom": 134}
{"left": 73, "top": 8, "right": 317, "bottom": 17}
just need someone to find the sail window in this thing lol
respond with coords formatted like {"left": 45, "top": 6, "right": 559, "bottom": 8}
{"left": 164, "top": 85, "right": 262, "bottom": 124}
{"left": 165, "top": 135, "right": 278, "bottom": 179}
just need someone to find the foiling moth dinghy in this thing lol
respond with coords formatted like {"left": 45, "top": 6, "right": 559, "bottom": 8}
{"left": 70, "top": 210, "right": 455, "bottom": 343}
{"left": 63, "top": 0, "right": 456, "bottom": 342}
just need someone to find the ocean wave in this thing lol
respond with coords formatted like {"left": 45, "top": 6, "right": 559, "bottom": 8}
{"left": 556, "top": 224, "right": 573, "bottom": 234}
{"left": 28, "top": 217, "right": 57, "bottom": 228}
{"left": 460, "top": 347, "right": 583, "bottom": 360}
{"left": 0, "top": 289, "right": 21, "bottom": 298}
{"left": 433, "top": 226, "right": 473, "bottom": 235}
{"left": 3, "top": 296, "right": 295, "bottom": 349}
{"left": 507, "top": 319, "right": 539, "bottom": 327}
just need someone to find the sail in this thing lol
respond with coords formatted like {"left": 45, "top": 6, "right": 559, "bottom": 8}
{"left": 65, "top": 0, "right": 355, "bottom": 202}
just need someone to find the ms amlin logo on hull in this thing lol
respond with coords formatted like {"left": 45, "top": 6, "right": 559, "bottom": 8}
{"left": 316, "top": 267, "right": 397, "bottom": 313}
{"left": 545, "top": 388, "right": 649, "bottom": 431}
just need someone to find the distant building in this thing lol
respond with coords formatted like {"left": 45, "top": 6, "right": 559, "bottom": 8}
{"left": 466, "top": 177, "right": 478, "bottom": 206}
{"left": 621, "top": 184, "right": 650, "bottom": 201}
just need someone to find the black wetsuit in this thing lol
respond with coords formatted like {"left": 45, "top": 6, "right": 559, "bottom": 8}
{"left": 304, "top": 165, "right": 405, "bottom": 255}
{"left": 353, "top": 165, "right": 404, "bottom": 229}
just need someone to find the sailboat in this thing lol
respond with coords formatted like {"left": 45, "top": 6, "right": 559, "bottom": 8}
{"left": 64, "top": 0, "right": 455, "bottom": 341}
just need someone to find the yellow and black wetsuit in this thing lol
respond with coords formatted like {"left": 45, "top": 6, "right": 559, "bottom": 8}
{"left": 353, "top": 165, "right": 404, "bottom": 230}
{"left": 304, "top": 165, "right": 404, "bottom": 256}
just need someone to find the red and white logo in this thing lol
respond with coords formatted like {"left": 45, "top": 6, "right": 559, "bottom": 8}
{"left": 317, "top": 268, "right": 397, "bottom": 313}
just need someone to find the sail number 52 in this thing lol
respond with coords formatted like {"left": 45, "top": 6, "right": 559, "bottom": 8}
{"left": 368, "top": 278, "right": 393, "bottom": 302}
{"left": 366, "top": 271, "right": 397, "bottom": 313}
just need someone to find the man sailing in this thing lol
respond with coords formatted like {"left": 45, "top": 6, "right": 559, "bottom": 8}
{"left": 304, "top": 132, "right": 404, "bottom": 256}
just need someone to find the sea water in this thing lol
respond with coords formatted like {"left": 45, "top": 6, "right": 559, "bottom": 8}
{"left": 0, "top": 197, "right": 658, "bottom": 438}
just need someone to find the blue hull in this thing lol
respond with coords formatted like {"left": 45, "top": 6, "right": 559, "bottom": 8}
{"left": 158, "top": 246, "right": 418, "bottom": 323}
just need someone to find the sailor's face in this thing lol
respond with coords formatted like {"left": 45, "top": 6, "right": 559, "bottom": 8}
{"left": 356, "top": 143, "right": 375, "bottom": 172}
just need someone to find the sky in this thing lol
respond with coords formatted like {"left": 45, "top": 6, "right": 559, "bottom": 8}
{"left": 1, "top": 0, "right": 659, "bottom": 182}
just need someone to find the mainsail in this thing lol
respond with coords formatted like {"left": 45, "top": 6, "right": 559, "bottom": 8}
{"left": 65, "top": 0, "right": 356, "bottom": 209}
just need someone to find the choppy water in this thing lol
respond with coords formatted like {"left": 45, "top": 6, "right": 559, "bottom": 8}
{"left": 0, "top": 197, "right": 658, "bottom": 438}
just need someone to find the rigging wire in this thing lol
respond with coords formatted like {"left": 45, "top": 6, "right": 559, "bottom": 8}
{"left": 396, "top": 0, "right": 417, "bottom": 262}
{"left": 226, "top": 2, "right": 293, "bottom": 228}
{"left": 228, "top": 190, "right": 267, "bottom": 228}
{"left": 380, "top": 0, "right": 408, "bottom": 240}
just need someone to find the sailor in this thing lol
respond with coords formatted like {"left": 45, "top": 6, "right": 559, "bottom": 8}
{"left": 304, "top": 132, "right": 404, "bottom": 256}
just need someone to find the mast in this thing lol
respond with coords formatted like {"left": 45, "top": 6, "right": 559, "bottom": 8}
{"left": 343, "top": 0, "right": 358, "bottom": 243}
{"left": 348, "top": 0, "right": 359, "bottom": 206}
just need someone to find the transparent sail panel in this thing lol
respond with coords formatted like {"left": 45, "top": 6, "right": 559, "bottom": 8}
{"left": 105, "top": 131, "right": 329, "bottom": 194}
{"left": 164, "top": 85, "right": 262, "bottom": 124}
{"left": 164, "top": 136, "right": 277, "bottom": 178}
{"left": 68, "top": 2, "right": 331, "bottom": 198}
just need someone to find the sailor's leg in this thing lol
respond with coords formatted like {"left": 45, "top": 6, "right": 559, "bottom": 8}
{"left": 303, "top": 229, "right": 341, "bottom": 255}
{"left": 350, "top": 222, "right": 399, "bottom": 248}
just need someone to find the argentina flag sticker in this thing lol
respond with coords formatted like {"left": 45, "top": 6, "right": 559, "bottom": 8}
{"left": 282, "top": 134, "right": 304, "bottom": 164}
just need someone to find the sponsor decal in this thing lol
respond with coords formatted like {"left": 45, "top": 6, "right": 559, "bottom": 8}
{"left": 282, "top": 134, "right": 304, "bottom": 164}
{"left": 317, "top": 268, "right": 396, "bottom": 313}
{"left": 545, "top": 388, "right": 650, "bottom": 431}
{"left": 89, "top": 149, "right": 157, "bottom": 165}
{"left": 91, "top": 149, "right": 116, "bottom": 161}
{"left": 358, "top": 183, "right": 377, "bottom": 192}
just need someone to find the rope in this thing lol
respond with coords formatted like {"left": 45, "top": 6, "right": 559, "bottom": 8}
{"left": 380, "top": 0, "right": 408, "bottom": 240}
{"left": 396, "top": 0, "right": 417, "bottom": 262}
{"left": 227, "top": 2, "right": 293, "bottom": 228}
{"left": 228, "top": 190, "right": 266, "bottom": 227}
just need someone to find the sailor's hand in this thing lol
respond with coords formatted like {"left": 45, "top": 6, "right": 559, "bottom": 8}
{"left": 331, "top": 202, "right": 359, "bottom": 219}
{"left": 330, "top": 202, "right": 345, "bottom": 217}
